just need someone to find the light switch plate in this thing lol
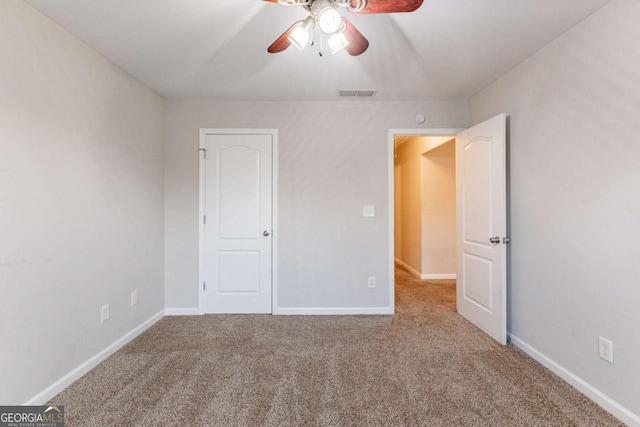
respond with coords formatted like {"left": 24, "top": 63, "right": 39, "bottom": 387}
{"left": 101, "top": 304, "right": 110, "bottom": 323}
{"left": 363, "top": 206, "right": 375, "bottom": 217}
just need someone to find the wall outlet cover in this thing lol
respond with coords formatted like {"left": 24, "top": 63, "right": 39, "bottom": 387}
{"left": 598, "top": 336, "right": 613, "bottom": 364}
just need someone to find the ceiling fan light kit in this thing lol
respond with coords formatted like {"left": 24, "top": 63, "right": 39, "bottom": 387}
{"left": 266, "top": 0, "right": 423, "bottom": 56}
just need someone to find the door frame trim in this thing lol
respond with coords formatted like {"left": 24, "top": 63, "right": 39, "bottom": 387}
{"left": 388, "top": 128, "right": 464, "bottom": 311}
{"left": 198, "top": 128, "right": 278, "bottom": 315}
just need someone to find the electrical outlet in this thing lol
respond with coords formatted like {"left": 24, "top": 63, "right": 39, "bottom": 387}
{"left": 131, "top": 290, "right": 138, "bottom": 306}
{"left": 598, "top": 336, "right": 613, "bottom": 364}
{"left": 363, "top": 206, "right": 375, "bottom": 217}
{"left": 101, "top": 304, "right": 110, "bottom": 323}
{"left": 368, "top": 276, "right": 376, "bottom": 288}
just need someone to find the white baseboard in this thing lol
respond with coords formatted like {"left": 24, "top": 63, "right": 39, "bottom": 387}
{"left": 24, "top": 309, "right": 165, "bottom": 405}
{"left": 509, "top": 334, "right": 640, "bottom": 427}
{"left": 421, "top": 273, "right": 456, "bottom": 280}
{"left": 395, "top": 258, "right": 456, "bottom": 280}
{"left": 274, "top": 307, "right": 393, "bottom": 315}
{"left": 165, "top": 307, "right": 200, "bottom": 316}
{"left": 394, "top": 258, "right": 421, "bottom": 278}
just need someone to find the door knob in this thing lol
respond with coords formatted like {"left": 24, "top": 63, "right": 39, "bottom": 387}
{"left": 489, "top": 236, "right": 500, "bottom": 244}
{"left": 263, "top": 230, "right": 270, "bottom": 237}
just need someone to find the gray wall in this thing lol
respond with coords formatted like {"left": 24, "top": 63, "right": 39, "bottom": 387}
{"left": 470, "top": 0, "right": 640, "bottom": 418}
{"left": 164, "top": 101, "right": 469, "bottom": 310}
{"left": 0, "top": 1, "right": 165, "bottom": 404}
{"left": 6, "top": 0, "right": 637, "bottom": 419}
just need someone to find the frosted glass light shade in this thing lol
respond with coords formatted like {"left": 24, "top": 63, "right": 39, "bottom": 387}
{"left": 289, "top": 27, "right": 311, "bottom": 50}
{"left": 318, "top": 8, "right": 342, "bottom": 34}
{"left": 328, "top": 32, "right": 349, "bottom": 54}
{"left": 288, "top": 16, "right": 315, "bottom": 51}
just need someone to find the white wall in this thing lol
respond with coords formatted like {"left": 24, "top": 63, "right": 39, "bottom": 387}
{"left": 165, "top": 101, "right": 468, "bottom": 311}
{"left": 0, "top": 1, "right": 165, "bottom": 404}
{"left": 470, "top": 0, "right": 640, "bottom": 422}
{"left": 421, "top": 141, "right": 456, "bottom": 277}
{"left": 394, "top": 137, "right": 424, "bottom": 272}
{"left": 393, "top": 161, "right": 402, "bottom": 264}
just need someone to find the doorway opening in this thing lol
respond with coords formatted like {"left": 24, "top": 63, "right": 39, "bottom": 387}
{"left": 391, "top": 131, "right": 459, "bottom": 313}
{"left": 389, "top": 115, "right": 508, "bottom": 344}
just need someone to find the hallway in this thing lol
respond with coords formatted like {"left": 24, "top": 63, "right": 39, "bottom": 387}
{"left": 395, "top": 265, "right": 456, "bottom": 314}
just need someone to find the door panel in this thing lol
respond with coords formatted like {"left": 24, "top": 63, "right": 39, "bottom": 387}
{"left": 218, "top": 251, "right": 260, "bottom": 293}
{"left": 463, "top": 139, "right": 492, "bottom": 245}
{"left": 462, "top": 254, "right": 492, "bottom": 311}
{"left": 202, "top": 133, "right": 273, "bottom": 314}
{"left": 218, "top": 147, "right": 260, "bottom": 239}
{"left": 456, "top": 114, "right": 507, "bottom": 344}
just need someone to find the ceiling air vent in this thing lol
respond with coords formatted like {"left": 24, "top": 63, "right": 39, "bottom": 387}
{"left": 339, "top": 90, "right": 378, "bottom": 98}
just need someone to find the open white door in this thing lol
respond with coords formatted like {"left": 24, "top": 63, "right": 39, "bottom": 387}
{"left": 456, "top": 114, "right": 508, "bottom": 344}
{"left": 200, "top": 130, "right": 274, "bottom": 314}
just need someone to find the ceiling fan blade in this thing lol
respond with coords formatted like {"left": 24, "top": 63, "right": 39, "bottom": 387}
{"left": 342, "top": 18, "right": 369, "bottom": 56}
{"left": 268, "top": 22, "right": 300, "bottom": 53}
{"left": 349, "top": 0, "right": 423, "bottom": 14}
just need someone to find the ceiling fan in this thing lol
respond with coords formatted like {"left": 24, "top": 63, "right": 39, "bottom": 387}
{"left": 264, "top": 0, "right": 424, "bottom": 56}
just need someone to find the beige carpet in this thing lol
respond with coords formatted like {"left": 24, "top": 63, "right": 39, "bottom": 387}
{"left": 50, "top": 267, "right": 624, "bottom": 426}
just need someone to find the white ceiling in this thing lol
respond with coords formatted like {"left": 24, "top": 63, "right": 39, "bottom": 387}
{"left": 26, "top": 0, "right": 611, "bottom": 101}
